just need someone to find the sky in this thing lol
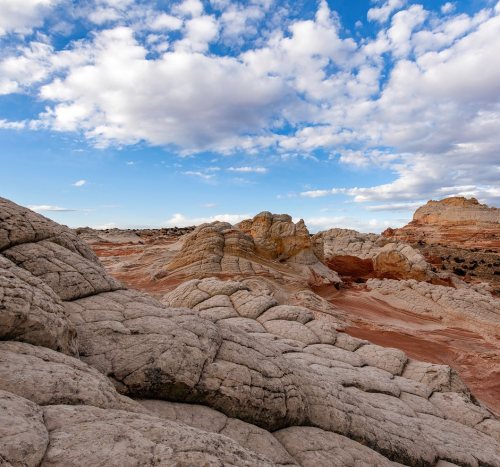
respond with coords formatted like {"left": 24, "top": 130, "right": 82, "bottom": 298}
{"left": 0, "top": 0, "right": 499, "bottom": 233}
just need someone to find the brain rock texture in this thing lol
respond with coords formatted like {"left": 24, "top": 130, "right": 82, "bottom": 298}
{"left": 1, "top": 196, "right": 499, "bottom": 467}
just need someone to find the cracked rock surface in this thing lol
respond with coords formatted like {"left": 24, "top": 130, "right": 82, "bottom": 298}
{"left": 1, "top": 197, "right": 499, "bottom": 466}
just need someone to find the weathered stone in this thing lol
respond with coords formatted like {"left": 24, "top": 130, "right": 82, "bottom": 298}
{"left": 0, "top": 255, "right": 77, "bottom": 355}
{"left": 139, "top": 400, "right": 297, "bottom": 466}
{"left": 41, "top": 404, "right": 275, "bottom": 466}
{"left": 3, "top": 240, "right": 122, "bottom": 301}
{"left": 0, "top": 390, "right": 48, "bottom": 467}
{"left": 0, "top": 341, "right": 142, "bottom": 412}
{"left": 274, "top": 426, "right": 399, "bottom": 467}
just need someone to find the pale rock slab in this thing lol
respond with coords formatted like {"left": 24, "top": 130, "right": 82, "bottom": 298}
{"left": 274, "top": 426, "right": 400, "bottom": 467}
{"left": 0, "top": 341, "right": 143, "bottom": 412}
{"left": 0, "top": 390, "right": 48, "bottom": 467}
{"left": 139, "top": 399, "right": 297, "bottom": 466}
{"left": 41, "top": 404, "right": 275, "bottom": 466}
{"left": 0, "top": 255, "right": 77, "bottom": 355}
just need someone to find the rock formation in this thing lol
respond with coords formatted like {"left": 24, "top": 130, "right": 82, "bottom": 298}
{"left": 165, "top": 212, "right": 341, "bottom": 287}
{"left": 383, "top": 197, "right": 500, "bottom": 252}
{"left": 313, "top": 228, "right": 433, "bottom": 281}
{"left": 77, "top": 213, "right": 343, "bottom": 320}
{"left": 2, "top": 196, "right": 500, "bottom": 465}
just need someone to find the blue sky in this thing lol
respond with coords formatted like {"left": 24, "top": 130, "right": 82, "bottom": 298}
{"left": 0, "top": 0, "right": 499, "bottom": 232}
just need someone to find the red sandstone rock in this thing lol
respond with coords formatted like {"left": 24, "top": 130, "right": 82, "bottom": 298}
{"left": 383, "top": 197, "right": 500, "bottom": 251}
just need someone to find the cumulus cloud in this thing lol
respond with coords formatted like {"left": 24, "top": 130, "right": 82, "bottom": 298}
{"left": 441, "top": 2, "right": 456, "bottom": 14}
{"left": 149, "top": 13, "right": 183, "bottom": 31}
{"left": 34, "top": 26, "right": 289, "bottom": 151}
{"left": 367, "top": 0, "right": 405, "bottom": 24}
{"left": 0, "top": 0, "right": 60, "bottom": 36}
{"left": 164, "top": 212, "right": 250, "bottom": 227}
{"left": 365, "top": 201, "right": 424, "bottom": 211}
{"left": 0, "top": 0, "right": 499, "bottom": 208}
{"left": 72, "top": 179, "right": 87, "bottom": 187}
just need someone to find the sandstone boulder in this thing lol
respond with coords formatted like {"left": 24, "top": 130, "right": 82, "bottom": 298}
{"left": 0, "top": 341, "right": 142, "bottom": 412}
{"left": 0, "top": 255, "right": 77, "bottom": 355}
{"left": 0, "top": 390, "right": 48, "bottom": 467}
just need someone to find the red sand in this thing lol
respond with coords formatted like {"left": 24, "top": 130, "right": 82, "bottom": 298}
{"left": 325, "top": 288, "right": 500, "bottom": 415}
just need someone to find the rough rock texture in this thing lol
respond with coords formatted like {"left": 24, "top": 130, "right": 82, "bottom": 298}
{"left": 0, "top": 197, "right": 96, "bottom": 260}
{"left": 0, "top": 255, "right": 77, "bottom": 355}
{"left": 237, "top": 212, "right": 312, "bottom": 261}
{"left": 160, "top": 278, "right": 500, "bottom": 466}
{"left": 165, "top": 213, "right": 341, "bottom": 288}
{"left": 383, "top": 197, "right": 500, "bottom": 252}
{"left": 366, "top": 278, "right": 500, "bottom": 329}
{"left": 2, "top": 197, "right": 499, "bottom": 466}
{"left": 325, "top": 278, "right": 500, "bottom": 414}
{"left": 0, "top": 341, "right": 142, "bottom": 412}
{"left": 41, "top": 404, "right": 274, "bottom": 466}
{"left": 0, "top": 389, "right": 48, "bottom": 467}
{"left": 140, "top": 399, "right": 297, "bottom": 466}
{"left": 274, "top": 427, "right": 400, "bottom": 467}
{"left": 314, "top": 228, "right": 433, "bottom": 281}
{"left": 78, "top": 212, "right": 344, "bottom": 320}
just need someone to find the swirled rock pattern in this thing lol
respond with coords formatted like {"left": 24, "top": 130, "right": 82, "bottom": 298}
{"left": 164, "top": 213, "right": 341, "bottom": 288}
{"left": 366, "top": 278, "right": 500, "bottom": 329}
{"left": 1, "top": 197, "right": 499, "bottom": 466}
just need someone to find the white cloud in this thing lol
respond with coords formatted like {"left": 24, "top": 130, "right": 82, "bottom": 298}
{"left": 73, "top": 179, "right": 87, "bottom": 187}
{"left": 92, "top": 222, "right": 117, "bottom": 229}
{"left": 36, "top": 27, "right": 288, "bottom": 151}
{"left": 0, "top": 41, "right": 55, "bottom": 93}
{"left": 227, "top": 166, "right": 268, "bottom": 173}
{"left": 149, "top": 13, "right": 183, "bottom": 31}
{"left": 301, "top": 189, "right": 332, "bottom": 199}
{"left": 365, "top": 201, "right": 423, "bottom": 211}
{"left": 182, "top": 171, "right": 215, "bottom": 180}
{"left": 173, "top": 0, "right": 204, "bottom": 18}
{"left": 27, "top": 204, "right": 76, "bottom": 212}
{"left": 164, "top": 212, "right": 250, "bottom": 227}
{"left": 441, "top": 2, "right": 455, "bottom": 14}
{"left": 367, "top": 0, "right": 405, "bottom": 24}
{"left": 0, "top": 0, "right": 499, "bottom": 210}
{"left": 175, "top": 15, "right": 219, "bottom": 52}
{"left": 0, "top": 0, "right": 60, "bottom": 36}
{"left": 0, "top": 119, "right": 26, "bottom": 130}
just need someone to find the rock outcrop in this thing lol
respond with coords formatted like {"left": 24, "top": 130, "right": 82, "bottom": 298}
{"left": 165, "top": 212, "right": 341, "bottom": 288}
{"left": 2, "top": 196, "right": 500, "bottom": 466}
{"left": 314, "top": 228, "right": 433, "bottom": 281}
{"left": 383, "top": 197, "right": 500, "bottom": 252}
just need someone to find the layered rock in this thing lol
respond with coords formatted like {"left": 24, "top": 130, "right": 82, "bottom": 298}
{"left": 383, "top": 197, "right": 500, "bottom": 252}
{"left": 314, "top": 228, "right": 433, "bottom": 281}
{"left": 2, "top": 196, "right": 499, "bottom": 466}
{"left": 165, "top": 213, "right": 341, "bottom": 287}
